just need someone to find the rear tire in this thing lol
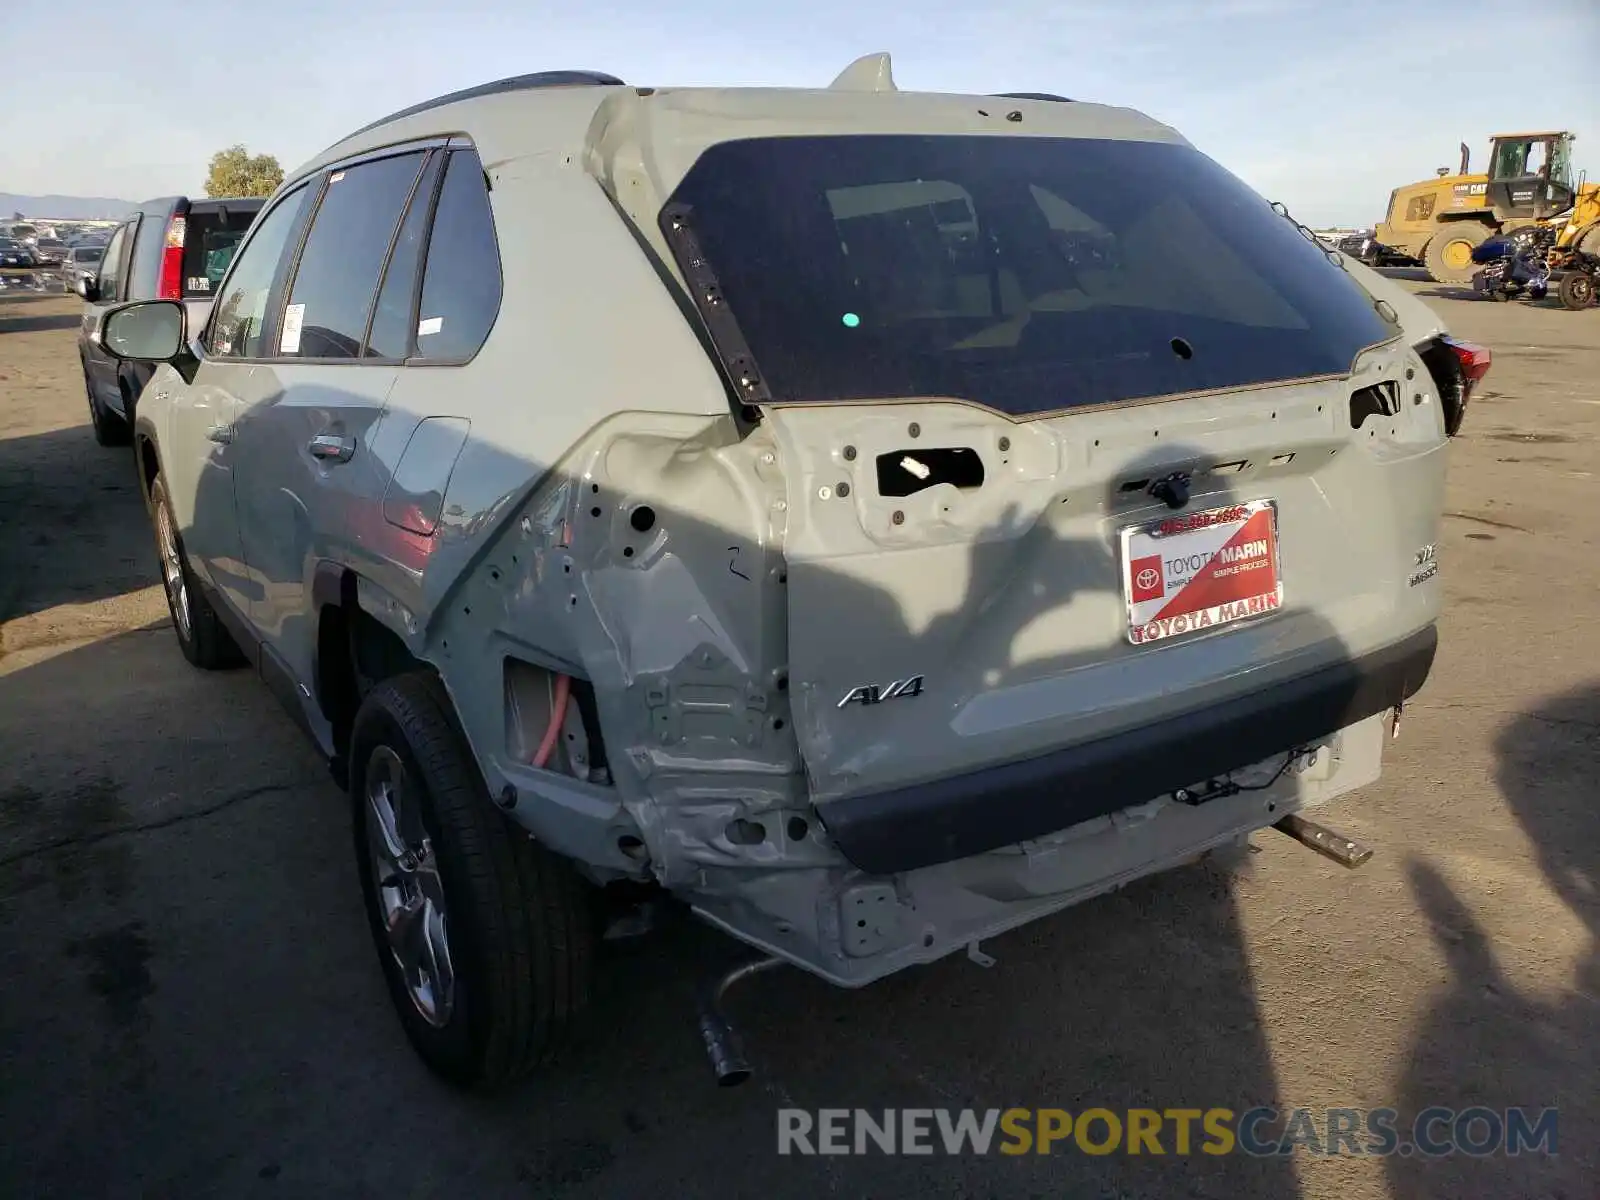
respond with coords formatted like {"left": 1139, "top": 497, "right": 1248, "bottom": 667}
{"left": 149, "top": 474, "right": 245, "bottom": 670}
{"left": 350, "top": 672, "right": 594, "bottom": 1090}
{"left": 1424, "top": 224, "right": 1490, "bottom": 286}
{"left": 1558, "top": 271, "right": 1595, "bottom": 311}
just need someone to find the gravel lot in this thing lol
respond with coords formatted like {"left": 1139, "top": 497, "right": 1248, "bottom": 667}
{"left": 1, "top": 283, "right": 1596, "bottom": 1199}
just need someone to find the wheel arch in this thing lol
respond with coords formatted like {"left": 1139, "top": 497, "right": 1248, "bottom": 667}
{"left": 134, "top": 431, "right": 162, "bottom": 509}
{"left": 314, "top": 563, "right": 428, "bottom": 769}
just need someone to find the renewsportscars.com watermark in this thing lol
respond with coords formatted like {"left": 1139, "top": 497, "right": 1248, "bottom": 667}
{"left": 777, "top": 1106, "right": 1558, "bottom": 1158}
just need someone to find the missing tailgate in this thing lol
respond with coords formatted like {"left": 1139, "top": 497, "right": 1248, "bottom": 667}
{"left": 876, "top": 448, "right": 985, "bottom": 497}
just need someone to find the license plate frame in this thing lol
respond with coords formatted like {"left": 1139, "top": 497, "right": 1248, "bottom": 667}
{"left": 1120, "top": 499, "right": 1284, "bottom": 646}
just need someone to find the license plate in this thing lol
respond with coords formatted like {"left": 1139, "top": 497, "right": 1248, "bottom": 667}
{"left": 1121, "top": 500, "right": 1283, "bottom": 645}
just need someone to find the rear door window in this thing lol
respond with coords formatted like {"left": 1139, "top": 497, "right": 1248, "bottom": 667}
{"left": 412, "top": 149, "right": 502, "bottom": 361}
{"left": 181, "top": 205, "right": 261, "bottom": 298}
{"left": 280, "top": 152, "right": 426, "bottom": 360}
{"left": 364, "top": 151, "right": 445, "bottom": 360}
{"left": 206, "top": 186, "right": 312, "bottom": 359}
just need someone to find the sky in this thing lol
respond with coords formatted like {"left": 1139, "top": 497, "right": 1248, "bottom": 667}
{"left": 4, "top": 0, "right": 1598, "bottom": 227}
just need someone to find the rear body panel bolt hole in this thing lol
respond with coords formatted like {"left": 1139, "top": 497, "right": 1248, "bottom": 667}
{"left": 629, "top": 505, "right": 656, "bottom": 532}
{"left": 842, "top": 445, "right": 857, "bottom": 461}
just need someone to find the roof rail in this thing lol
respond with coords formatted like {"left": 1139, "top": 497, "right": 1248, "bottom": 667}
{"left": 991, "top": 92, "right": 1074, "bottom": 103}
{"left": 343, "top": 70, "right": 626, "bottom": 141}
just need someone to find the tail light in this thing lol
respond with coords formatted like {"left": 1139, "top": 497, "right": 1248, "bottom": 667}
{"left": 158, "top": 215, "right": 186, "bottom": 300}
{"left": 1445, "top": 337, "right": 1492, "bottom": 384}
{"left": 1421, "top": 335, "right": 1492, "bottom": 437}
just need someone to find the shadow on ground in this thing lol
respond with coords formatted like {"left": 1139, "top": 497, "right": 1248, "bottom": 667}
{"left": 0, "top": 619, "right": 1309, "bottom": 1197}
{"left": 0, "top": 424, "right": 154, "bottom": 627}
{"left": 1386, "top": 682, "right": 1599, "bottom": 1197}
{"left": 0, "top": 420, "right": 1335, "bottom": 1197}
{"left": 0, "top": 311, "right": 80, "bottom": 335}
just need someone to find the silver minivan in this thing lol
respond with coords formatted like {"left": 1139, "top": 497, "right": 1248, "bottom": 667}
{"left": 93, "top": 56, "right": 1490, "bottom": 1091}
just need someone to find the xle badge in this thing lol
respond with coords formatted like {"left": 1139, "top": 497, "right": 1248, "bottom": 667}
{"left": 838, "top": 676, "right": 925, "bottom": 708}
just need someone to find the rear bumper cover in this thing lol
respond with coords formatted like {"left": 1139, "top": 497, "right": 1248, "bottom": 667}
{"left": 821, "top": 625, "right": 1438, "bottom": 875}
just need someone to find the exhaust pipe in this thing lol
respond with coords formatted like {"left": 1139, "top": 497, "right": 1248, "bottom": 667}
{"left": 696, "top": 956, "right": 784, "bottom": 1086}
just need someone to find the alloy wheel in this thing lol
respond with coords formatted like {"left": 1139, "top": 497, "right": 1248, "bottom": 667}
{"left": 153, "top": 497, "right": 192, "bottom": 642}
{"left": 363, "top": 744, "right": 456, "bottom": 1027}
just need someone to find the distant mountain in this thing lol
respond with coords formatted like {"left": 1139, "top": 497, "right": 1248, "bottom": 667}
{"left": 1, "top": 194, "right": 135, "bottom": 220}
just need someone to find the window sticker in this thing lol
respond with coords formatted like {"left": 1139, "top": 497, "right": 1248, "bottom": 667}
{"left": 418, "top": 315, "right": 443, "bottom": 337}
{"left": 280, "top": 302, "right": 305, "bottom": 354}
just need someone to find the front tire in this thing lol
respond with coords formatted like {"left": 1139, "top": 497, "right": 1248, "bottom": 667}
{"left": 149, "top": 474, "right": 245, "bottom": 669}
{"left": 1558, "top": 271, "right": 1595, "bottom": 310}
{"left": 1424, "top": 224, "right": 1490, "bottom": 286}
{"left": 350, "top": 672, "right": 594, "bottom": 1090}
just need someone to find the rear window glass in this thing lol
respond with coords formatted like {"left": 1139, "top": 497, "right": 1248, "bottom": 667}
{"left": 664, "top": 136, "right": 1396, "bottom": 416}
{"left": 181, "top": 205, "right": 262, "bottom": 298}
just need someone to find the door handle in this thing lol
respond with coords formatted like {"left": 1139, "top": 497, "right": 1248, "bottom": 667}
{"left": 206, "top": 423, "right": 235, "bottom": 444}
{"left": 308, "top": 433, "right": 356, "bottom": 463}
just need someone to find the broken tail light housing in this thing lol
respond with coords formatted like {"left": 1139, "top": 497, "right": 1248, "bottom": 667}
{"left": 1420, "top": 335, "right": 1492, "bottom": 438}
{"left": 1445, "top": 336, "right": 1492, "bottom": 385}
{"left": 158, "top": 215, "right": 186, "bottom": 300}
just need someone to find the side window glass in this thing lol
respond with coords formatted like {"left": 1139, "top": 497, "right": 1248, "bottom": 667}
{"left": 207, "top": 187, "right": 311, "bottom": 359}
{"left": 281, "top": 152, "right": 425, "bottom": 360}
{"left": 97, "top": 224, "right": 129, "bottom": 294}
{"left": 364, "top": 152, "right": 445, "bottom": 359}
{"left": 414, "top": 150, "right": 502, "bottom": 361}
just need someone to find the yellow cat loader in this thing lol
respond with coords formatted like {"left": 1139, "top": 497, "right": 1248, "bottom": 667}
{"left": 1375, "top": 131, "right": 1600, "bottom": 286}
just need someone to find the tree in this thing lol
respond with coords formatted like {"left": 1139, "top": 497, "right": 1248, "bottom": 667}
{"left": 203, "top": 145, "right": 284, "bottom": 198}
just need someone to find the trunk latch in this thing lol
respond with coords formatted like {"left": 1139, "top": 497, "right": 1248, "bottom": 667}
{"left": 1147, "top": 472, "right": 1191, "bottom": 510}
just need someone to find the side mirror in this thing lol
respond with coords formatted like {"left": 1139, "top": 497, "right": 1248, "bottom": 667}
{"left": 100, "top": 300, "right": 186, "bottom": 362}
{"left": 75, "top": 274, "right": 99, "bottom": 302}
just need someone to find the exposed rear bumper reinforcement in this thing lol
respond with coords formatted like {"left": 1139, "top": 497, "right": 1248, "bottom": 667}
{"left": 821, "top": 625, "right": 1438, "bottom": 875}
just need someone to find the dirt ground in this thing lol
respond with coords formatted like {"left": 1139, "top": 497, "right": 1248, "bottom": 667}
{"left": 1, "top": 284, "right": 1595, "bottom": 1199}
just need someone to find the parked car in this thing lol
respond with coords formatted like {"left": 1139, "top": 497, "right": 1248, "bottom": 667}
{"left": 0, "top": 237, "right": 37, "bottom": 268}
{"left": 62, "top": 243, "right": 103, "bottom": 281}
{"left": 74, "top": 194, "right": 263, "bottom": 445}
{"left": 1336, "top": 230, "right": 1418, "bottom": 268}
{"left": 93, "top": 58, "right": 1492, "bottom": 1091}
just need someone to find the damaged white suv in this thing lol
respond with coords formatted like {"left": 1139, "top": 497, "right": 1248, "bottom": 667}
{"left": 96, "top": 55, "right": 1491, "bottom": 1089}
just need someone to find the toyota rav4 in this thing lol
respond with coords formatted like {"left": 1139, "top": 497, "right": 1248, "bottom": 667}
{"left": 91, "top": 55, "right": 1490, "bottom": 1090}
